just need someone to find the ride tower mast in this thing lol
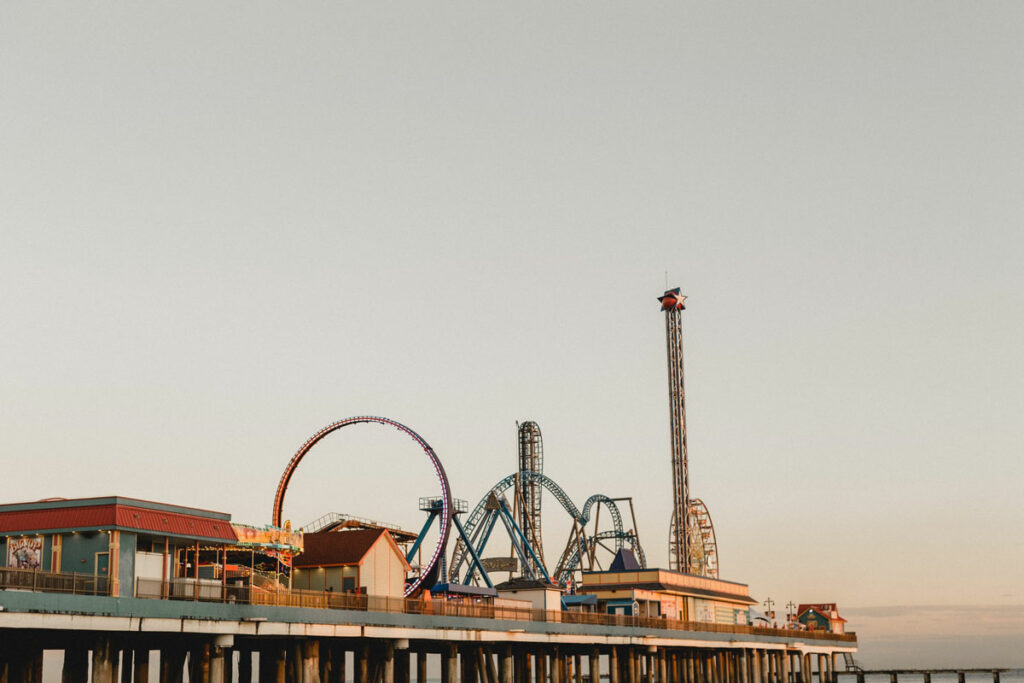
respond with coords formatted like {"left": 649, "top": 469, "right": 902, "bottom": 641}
{"left": 516, "top": 421, "right": 546, "bottom": 577}
{"left": 658, "top": 288, "right": 690, "bottom": 573}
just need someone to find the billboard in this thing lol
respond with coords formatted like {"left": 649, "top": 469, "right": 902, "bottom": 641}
{"left": 231, "top": 523, "right": 303, "bottom": 552}
{"left": 7, "top": 536, "right": 44, "bottom": 570}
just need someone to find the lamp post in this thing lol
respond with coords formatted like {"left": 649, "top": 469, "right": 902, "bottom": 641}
{"left": 786, "top": 601, "right": 797, "bottom": 623}
{"left": 763, "top": 597, "right": 775, "bottom": 620}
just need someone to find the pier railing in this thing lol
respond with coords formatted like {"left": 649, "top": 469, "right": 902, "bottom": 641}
{"left": 131, "top": 577, "right": 856, "bottom": 643}
{"left": 0, "top": 566, "right": 110, "bottom": 596}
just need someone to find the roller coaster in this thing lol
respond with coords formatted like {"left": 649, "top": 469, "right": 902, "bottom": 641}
{"left": 270, "top": 288, "right": 724, "bottom": 592}
{"left": 447, "top": 422, "right": 648, "bottom": 587}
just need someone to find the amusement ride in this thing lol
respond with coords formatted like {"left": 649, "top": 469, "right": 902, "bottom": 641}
{"left": 268, "top": 287, "right": 719, "bottom": 594}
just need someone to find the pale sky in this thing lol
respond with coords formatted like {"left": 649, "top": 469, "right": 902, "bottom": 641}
{"left": 2, "top": 1, "right": 1023, "bottom": 668}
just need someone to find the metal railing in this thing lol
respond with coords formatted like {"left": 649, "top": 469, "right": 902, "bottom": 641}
{"left": 0, "top": 566, "right": 111, "bottom": 596}
{"left": 131, "top": 578, "right": 855, "bottom": 643}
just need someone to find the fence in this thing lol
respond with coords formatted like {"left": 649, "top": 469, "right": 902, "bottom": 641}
{"left": 131, "top": 577, "right": 856, "bottom": 643}
{"left": 0, "top": 566, "right": 110, "bottom": 596}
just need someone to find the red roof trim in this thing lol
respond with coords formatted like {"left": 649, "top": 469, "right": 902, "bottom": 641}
{"left": 0, "top": 503, "right": 236, "bottom": 542}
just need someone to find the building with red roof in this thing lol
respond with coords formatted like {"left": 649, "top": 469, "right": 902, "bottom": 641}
{"left": 292, "top": 529, "right": 410, "bottom": 599}
{"left": 796, "top": 603, "right": 848, "bottom": 634}
{"left": 0, "top": 496, "right": 236, "bottom": 598}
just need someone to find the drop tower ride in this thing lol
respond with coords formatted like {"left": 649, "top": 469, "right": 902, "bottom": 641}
{"left": 658, "top": 287, "right": 691, "bottom": 573}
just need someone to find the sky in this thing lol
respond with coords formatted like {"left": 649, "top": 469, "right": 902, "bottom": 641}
{"left": 2, "top": 1, "right": 1023, "bottom": 668}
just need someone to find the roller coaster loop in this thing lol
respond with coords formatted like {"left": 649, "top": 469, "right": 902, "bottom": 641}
{"left": 271, "top": 416, "right": 453, "bottom": 597}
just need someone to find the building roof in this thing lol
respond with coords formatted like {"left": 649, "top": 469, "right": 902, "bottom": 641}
{"left": 494, "top": 577, "right": 560, "bottom": 592}
{"left": 294, "top": 529, "right": 410, "bottom": 570}
{"left": 430, "top": 583, "right": 499, "bottom": 597}
{"left": 797, "top": 603, "right": 847, "bottom": 623}
{"left": 609, "top": 549, "right": 642, "bottom": 572}
{"left": 0, "top": 496, "right": 235, "bottom": 543}
{"left": 561, "top": 594, "right": 598, "bottom": 606}
{"left": 580, "top": 581, "right": 757, "bottom": 605}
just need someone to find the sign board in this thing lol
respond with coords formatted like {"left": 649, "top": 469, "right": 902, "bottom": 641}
{"left": 231, "top": 523, "right": 303, "bottom": 552}
{"left": 481, "top": 557, "right": 517, "bottom": 572}
{"left": 7, "top": 536, "right": 44, "bottom": 569}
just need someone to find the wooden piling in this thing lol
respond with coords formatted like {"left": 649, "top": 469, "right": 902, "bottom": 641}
{"left": 162, "top": 646, "right": 186, "bottom": 683}
{"left": 63, "top": 643, "right": 90, "bottom": 683}
{"left": 134, "top": 649, "right": 150, "bottom": 683}
{"left": 382, "top": 641, "right": 395, "bottom": 683}
{"left": 442, "top": 646, "right": 456, "bottom": 683}
{"left": 92, "top": 636, "right": 116, "bottom": 683}
{"left": 238, "top": 648, "right": 252, "bottom": 683}
{"left": 210, "top": 645, "right": 226, "bottom": 683}
{"left": 486, "top": 647, "right": 499, "bottom": 683}
{"left": 502, "top": 646, "right": 515, "bottom": 683}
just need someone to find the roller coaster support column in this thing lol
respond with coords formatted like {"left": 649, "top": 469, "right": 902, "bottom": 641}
{"left": 496, "top": 499, "right": 551, "bottom": 583}
{"left": 407, "top": 510, "right": 440, "bottom": 564}
{"left": 452, "top": 514, "right": 494, "bottom": 589}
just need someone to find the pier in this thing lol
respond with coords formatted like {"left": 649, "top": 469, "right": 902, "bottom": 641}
{"left": 837, "top": 672, "right": 1010, "bottom": 683}
{"left": 0, "top": 574, "right": 855, "bottom": 683}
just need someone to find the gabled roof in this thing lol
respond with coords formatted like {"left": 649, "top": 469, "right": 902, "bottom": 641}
{"left": 294, "top": 529, "right": 411, "bottom": 570}
{"left": 797, "top": 603, "right": 847, "bottom": 622}
{"left": 609, "top": 549, "right": 642, "bottom": 571}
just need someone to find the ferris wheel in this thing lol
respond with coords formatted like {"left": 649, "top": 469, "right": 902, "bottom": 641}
{"left": 668, "top": 498, "right": 718, "bottom": 578}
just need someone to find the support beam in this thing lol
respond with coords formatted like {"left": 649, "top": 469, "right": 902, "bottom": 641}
{"left": 135, "top": 649, "right": 151, "bottom": 683}
{"left": 395, "top": 647, "right": 410, "bottom": 683}
{"left": 486, "top": 647, "right": 499, "bottom": 683}
{"left": 237, "top": 651, "right": 251, "bottom": 683}
{"left": 359, "top": 644, "right": 371, "bottom": 683}
{"left": 93, "top": 637, "right": 116, "bottom": 683}
{"left": 442, "top": 647, "right": 457, "bottom": 683}
{"left": 63, "top": 644, "right": 89, "bottom": 683}
{"left": 501, "top": 646, "right": 515, "bottom": 683}
{"left": 210, "top": 645, "right": 226, "bottom": 683}
{"left": 303, "top": 641, "right": 322, "bottom": 683}
{"left": 383, "top": 641, "right": 395, "bottom": 683}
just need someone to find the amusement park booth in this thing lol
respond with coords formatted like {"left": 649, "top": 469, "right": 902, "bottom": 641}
{"left": 579, "top": 550, "right": 757, "bottom": 623}
{"left": 0, "top": 496, "right": 237, "bottom": 598}
{"left": 291, "top": 529, "right": 410, "bottom": 599}
{"left": 494, "top": 577, "right": 563, "bottom": 612}
{"left": 797, "top": 603, "right": 847, "bottom": 634}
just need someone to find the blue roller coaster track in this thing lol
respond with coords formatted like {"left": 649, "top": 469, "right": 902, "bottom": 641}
{"left": 448, "top": 471, "right": 646, "bottom": 584}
